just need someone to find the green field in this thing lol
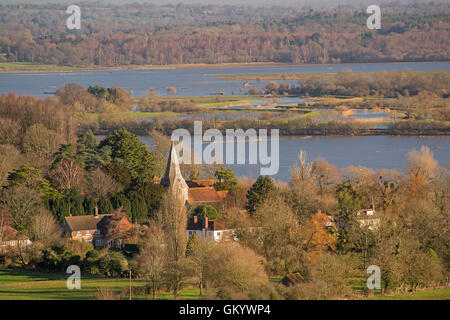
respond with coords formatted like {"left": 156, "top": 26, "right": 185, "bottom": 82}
{"left": 79, "top": 111, "right": 183, "bottom": 121}
{"left": 0, "top": 268, "right": 448, "bottom": 300}
{"left": 0, "top": 268, "right": 199, "bottom": 300}
{"left": 363, "top": 287, "right": 450, "bottom": 300}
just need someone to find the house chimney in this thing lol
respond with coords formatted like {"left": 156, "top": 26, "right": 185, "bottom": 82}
{"left": 194, "top": 216, "right": 198, "bottom": 223}
{"left": 204, "top": 217, "right": 208, "bottom": 230}
{"left": 94, "top": 206, "right": 98, "bottom": 217}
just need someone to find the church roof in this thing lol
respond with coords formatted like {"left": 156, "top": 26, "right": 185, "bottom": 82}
{"left": 188, "top": 188, "right": 228, "bottom": 203}
{"left": 186, "top": 179, "right": 216, "bottom": 188}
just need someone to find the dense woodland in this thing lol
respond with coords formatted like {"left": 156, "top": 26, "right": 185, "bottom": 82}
{"left": 0, "top": 84, "right": 448, "bottom": 299}
{"left": 0, "top": 2, "right": 449, "bottom": 66}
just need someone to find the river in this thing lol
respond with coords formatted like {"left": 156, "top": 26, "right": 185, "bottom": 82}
{"left": 138, "top": 135, "right": 449, "bottom": 182}
{"left": 1, "top": 61, "right": 449, "bottom": 98}
{"left": 2, "top": 61, "right": 449, "bottom": 181}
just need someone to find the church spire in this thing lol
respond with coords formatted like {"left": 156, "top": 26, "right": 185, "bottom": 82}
{"left": 161, "top": 141, "right": 189, "bottom": 192}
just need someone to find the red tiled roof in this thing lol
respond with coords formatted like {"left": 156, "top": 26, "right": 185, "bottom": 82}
{"left": 188, "top": 188, "right": 228, "bottom": 203}
{"left": 0, "top": 226, "right": 29, "bottom": 241}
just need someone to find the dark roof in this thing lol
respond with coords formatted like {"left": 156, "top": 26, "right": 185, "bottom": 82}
{"left": 187, "top": 218, "right": 228, "bottom": 231}
{"left": 64, "top": 214, "right": 110, "bottom": 231}
{"left": 186, "top": 180, "right": 216, "bottom": 188}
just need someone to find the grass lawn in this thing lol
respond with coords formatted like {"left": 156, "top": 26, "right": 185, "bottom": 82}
{"left": 363, "top": 287, "right": 450, "bottom": 300}
{"left": 0, "top": 268, "right": 198, "bottom": 300}
{"left": 0, "top": 268, "right": 448, "bottom": 300}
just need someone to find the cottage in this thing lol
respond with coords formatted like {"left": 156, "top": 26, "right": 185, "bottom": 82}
{"left": 0, "top": 226, "right": 32, "bottom": 252}
{"left": 357, "top": 208, "right": 379, "bottom": 229}
{"left": 187, "top": 216, "right": 234, "bottom": 242}
{"left": 356, "top": 199, "right": 379, "bottom": 229}
{"left": 61, "top": 208, "right": 132, "bottom": 248}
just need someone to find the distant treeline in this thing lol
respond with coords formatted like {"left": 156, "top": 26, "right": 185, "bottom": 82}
{"left": 0, "top": 3, "right": 449, "bottom": 66}
{"left": 79, "top": 117, "right": 450, "bottom": 137}
{"left": 263, "top": 71, "right": 450, "bottom": 98}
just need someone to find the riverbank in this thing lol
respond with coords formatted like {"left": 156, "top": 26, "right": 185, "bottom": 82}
{"left": 218, "top": 70, "right": 450, "bottom": 81}
{"left": 2, "top": 61, "right": 450, "bottom": 74}
{"left": 0, "top": 62, "right": 305, "bottom": 73}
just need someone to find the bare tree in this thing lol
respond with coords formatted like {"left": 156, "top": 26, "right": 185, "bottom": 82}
{"left": 29, "top": 209, "right": 62, "bottom": 245}
{"left": 0, "top": 186, "right": 41, "bottom": 232}
{"left": 189, "top": 239, "right": 215, "bottom": 296}
{"left": 290, "top": 150, "right": 313, "bottom": 183}
{"left": 312, "top": 158, "right": 341, "bottom": 194}
{"left": 407, "top": 146, "right": 439, "bottom": 181}
{"left": 49, "top": 158, "right": 86, "bottom": 192}
{"left": 0, "top": 206, "right": 12, "bottom": 245}
{"left": 135, "top": 224, "right": 166, "bottom": 299}
{"left": 89, "top": 168, "right": 122, "bottom": 199}
{"left": 22, "top": 123, "right": 62, "bottom": 162}
{"left": 207, "top": 243, "right": 268, "bottom": 294}
{"left": 157, "top": 189, "right": 189, "bottom": 298}
{"left": 0, "top": 144, "right": 24, "bottom": 187}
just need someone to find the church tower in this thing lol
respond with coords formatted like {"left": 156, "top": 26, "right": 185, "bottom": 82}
{"left": 160, "top": 142, "right": 189, "bottom": 203}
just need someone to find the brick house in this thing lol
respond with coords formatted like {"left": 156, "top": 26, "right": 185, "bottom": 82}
{"left": 62, "top": 208, "right": 133, "bottom": 248}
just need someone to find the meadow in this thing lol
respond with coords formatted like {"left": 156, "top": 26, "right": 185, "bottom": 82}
{"left": 0, "top": 268, "right": 448, "bottom": 300}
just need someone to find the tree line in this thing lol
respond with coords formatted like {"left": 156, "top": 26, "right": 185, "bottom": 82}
{"left": 0, "top": 3, "right": 449, "bottom": 67}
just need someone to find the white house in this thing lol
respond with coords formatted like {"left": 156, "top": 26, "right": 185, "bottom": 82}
{"left": 187, "top": 216, "right": 234, "bottom": 242}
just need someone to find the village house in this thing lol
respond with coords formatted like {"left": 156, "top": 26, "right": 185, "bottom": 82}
{"left": 356, "top": 197, "right": 379, "bottom": 229}
{"left": 0, "top": 226, "right": 32, "bottom": 252}
{"left": 187, "top": 216, "right": 234, "bottom": 242}
{"left": 356, "top": 206, "right": 380, "bottom": 229}
{"left": 61, "top": 208, "right": 133, "bottom": 248}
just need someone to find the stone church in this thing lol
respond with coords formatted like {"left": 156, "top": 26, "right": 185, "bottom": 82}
{"left": 159, "top": 142, "right": 228, "bottom": 204}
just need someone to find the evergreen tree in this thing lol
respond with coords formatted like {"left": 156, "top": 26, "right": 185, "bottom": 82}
{"left": 98, "top": 128, "right": 155, "bottom": 179}
{"left": 66, "top": 188, "right": 85, "bottom": 216}
{"left": 83, "top": 196, "right": 97, "bottom": 215}
{"left": 193, "top": 205, "right": 221, "bottom": 220}
{"left": 97, "top": 196, "right": 113, "bottom": 214}
{"left": 110, "top": 193, "right": 132, "bottom": 214}
{"left": 246, "top": 176, "right": 276, "bottom": 213}
{"left": 133, "top": 181, "right": 166, "bottom": 218}
{"left": 128, "top": 191, "right": 148, "bottom": 223}
{"left": 186, "top": 232, "right": 198, "bottom": 256}
{"left": 214, "top": 168, "right": 239, "bottom": 191}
